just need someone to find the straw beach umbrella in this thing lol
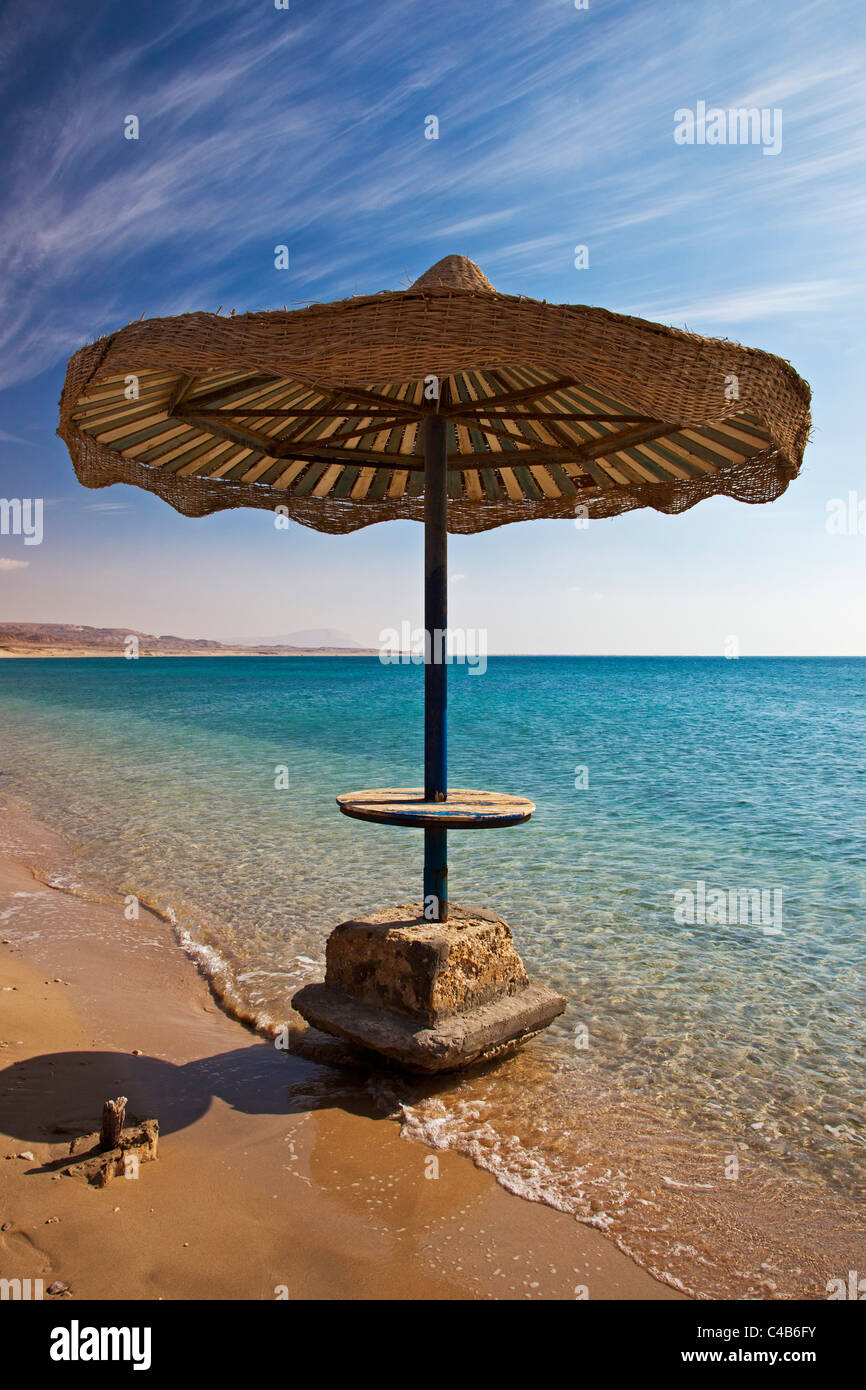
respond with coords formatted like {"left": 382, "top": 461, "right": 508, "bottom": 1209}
{"left": 58, "top": 254, "right": 811, "bottom": 1067}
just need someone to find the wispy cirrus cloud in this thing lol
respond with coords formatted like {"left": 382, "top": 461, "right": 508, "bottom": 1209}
{"left": 626, "top": 279, "right": 852, "bottom": 328}
{"left": 0, "top": 0, "right": 863, "bottom": 392}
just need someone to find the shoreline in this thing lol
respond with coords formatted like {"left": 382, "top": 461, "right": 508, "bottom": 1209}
{"left": 0, "top": 650, "right": 379, "bottom": 659}
{"left": 0, "top": 799, "right": 680, "bottom": 1301}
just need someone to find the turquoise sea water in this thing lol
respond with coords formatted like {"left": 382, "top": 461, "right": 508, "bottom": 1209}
{"left": 1, "top": 655, "right": 864, "bottom": 1296}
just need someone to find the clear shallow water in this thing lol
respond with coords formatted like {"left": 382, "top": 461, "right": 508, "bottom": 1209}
{"left": 1, "top": 655, "right": 864, "bottom": 1296}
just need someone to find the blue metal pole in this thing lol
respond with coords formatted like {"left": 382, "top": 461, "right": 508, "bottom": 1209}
{"left": 423, "top": 412, "right": 448, "bottom": 921}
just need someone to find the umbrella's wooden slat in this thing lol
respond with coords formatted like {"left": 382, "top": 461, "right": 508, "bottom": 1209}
{"left": 271, "top": 459, "right": 309, "bottom": 489}
{"left": 479, "top": 466, "right": 502, "bottom": 500}
{"left": 388, "top": 469, "right": 409, "bottom": 499}
{"left": 291, "top": 462, "right": 331, "bottom": 496}
{"left": 331, "top": 465, "right": 361, "bottom": 499}
{"left": 464, "top": 468, "right": 483, "bottom": 501}
{"left": 528, "top": 464, "right": 562, "bottom": 499}
{"left": 498, "top": 466, "right": 524, "bottom": 501}
{"left": 312, "top": 463, "right": 344, "bottom": 497}
{"left": 350, "top": 467, "right": 376, "bottom": 499}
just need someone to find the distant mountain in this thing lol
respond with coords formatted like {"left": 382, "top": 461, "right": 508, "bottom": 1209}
{"left": 0, "top": 622, "right": 375, "bottom": 657}
{"left": 228, "top": 628, "right": 365, "bottom": 649}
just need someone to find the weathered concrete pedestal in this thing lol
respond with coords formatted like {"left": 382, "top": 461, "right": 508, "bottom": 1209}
{"left": 292, "top": 903, "right": 566, "bottom": 1073}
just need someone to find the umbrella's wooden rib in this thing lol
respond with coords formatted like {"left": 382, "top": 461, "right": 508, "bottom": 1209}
{"left": 437, "top": 422, "right": 680, "bottom": 470}
{"left": 545, "top": 380, "right": 649, "bottom": 429}
{"left": 286, "top": 409, "right": 357, "bottom": 448}
{"left": 268, "top": 435, "right": 417, "bottom": 468}
{"left": 483, "top": 367, "right": 602, "bottom": 458}
{"left": 535, "top": 371, "right": 636, "bottom": 413}
{"left": 460, "top": 411, "right": 655, "bottom": 424}
{"left": 306, "top": 380, "right": 427, "bottom": 417}
{"left": 467, "top": 413, "right": 544, "bottom": 451}
{"left": 447, "top": 375, "right": 577, "bottom": 416}
{"left": 208, "top": 404, "right": 399, "bottom": 420}
{"left": 310, "top": 413, "right": 417, "bottom": 446}
{"left": 178, "top": 412, "right": 283, "bottom": 458}
{"left": 507, "top": 404, "right": 591, "bottom": 458}
{"left": 193, "top": 379, "right": 319, "bottom": 431}
{"left": 278, "top": 402, "right": 355, "bottom": 449}
{"left": 540, "top": 404, "right": 668, "bottom": 485}
{"left": 229, "top": 382, "right": 324, "bottom": 421}
{"left": 167, "top": 374, "right": 199, "bottom": 411}
{"left": 277, "top": 382, "right": 399, "bottom": 451}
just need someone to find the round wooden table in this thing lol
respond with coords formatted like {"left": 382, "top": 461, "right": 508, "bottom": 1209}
{"left": 337, "top": 788, "right": 535, "bottom": 830}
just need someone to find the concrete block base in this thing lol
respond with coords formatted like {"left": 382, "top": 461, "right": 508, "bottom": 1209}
{"left": 292, "top": 902, "right": 566, "bottom": 1073}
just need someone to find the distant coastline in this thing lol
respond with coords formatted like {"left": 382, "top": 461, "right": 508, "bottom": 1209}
{"left": 0, "top": 622, "right": 377, "bottom": 658}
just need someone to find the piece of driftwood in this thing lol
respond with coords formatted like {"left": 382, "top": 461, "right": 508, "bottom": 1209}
{"left": 63, "top": 1104, "right": 159, "bottom": 1188}
{"left": 100, "top": 1095, "right": 127, "bottom": 1150}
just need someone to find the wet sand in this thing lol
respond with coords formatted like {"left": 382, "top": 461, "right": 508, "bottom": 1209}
{"left": 0, "top": 805, "right": 679, "bottom": 1301}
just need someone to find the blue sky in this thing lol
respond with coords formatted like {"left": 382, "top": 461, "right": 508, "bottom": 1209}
{"left": 0, "top": 0, "right": 864, "bottom": 652}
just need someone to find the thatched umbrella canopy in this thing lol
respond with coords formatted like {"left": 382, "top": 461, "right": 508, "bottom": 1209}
{"left": 58, "top": 254, "right": 811, "bottom": 924}
{"left": 59, "top": 254, "right": 810, "bottom": 536}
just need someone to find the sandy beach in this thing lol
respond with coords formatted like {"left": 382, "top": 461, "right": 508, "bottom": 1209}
{"left": 0, "top": 802, "right": 679, "bottom": 1302}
